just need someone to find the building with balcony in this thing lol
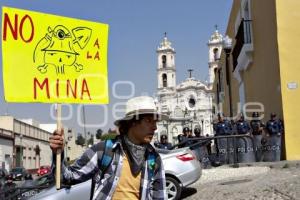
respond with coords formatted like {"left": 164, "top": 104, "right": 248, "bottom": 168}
{"left": 212, "top": 0, "right": 300, "bottom": 160}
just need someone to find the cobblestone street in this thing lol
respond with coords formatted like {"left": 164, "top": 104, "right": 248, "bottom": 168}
{"left": 182, "top": 161, "right": 300, "bottom": 200}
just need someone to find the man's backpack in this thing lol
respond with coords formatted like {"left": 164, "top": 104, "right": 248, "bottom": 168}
{"left": 90, "top": 139, "right": 115, "bottom": 200}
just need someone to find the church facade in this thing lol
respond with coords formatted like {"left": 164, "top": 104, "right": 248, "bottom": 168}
{"left": 155, "top": 30, "right": 224, "bottom": 144}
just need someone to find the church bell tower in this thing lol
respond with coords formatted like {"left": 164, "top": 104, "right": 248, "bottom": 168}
{"left": 207, "top": 26, "right": 223, "bottom": 90}
{"left": 157, "top": 33, "right": 176, "bottom": 96}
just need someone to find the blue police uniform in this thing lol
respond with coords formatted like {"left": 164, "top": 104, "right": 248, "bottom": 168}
{"left": 266, "top": 119, "right": 283, "bottom": 136}
{"left": 235, "top": 119, "right": 256, "bottom": 163}
{"left": 213, "top": 120, "right": 233, "bottom": 164}
{"left": 156, "top": 142, "right": 172, "bottom": 150}
{"left": 214, "top": 120, "right": 232, "bottom": 136}
{"left": 236, "top": 119, "right": 251, "bottom": 134}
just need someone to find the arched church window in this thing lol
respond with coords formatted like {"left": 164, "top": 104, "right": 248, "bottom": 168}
{"left": 162, "top": 74, "right": 167, "bottom": 87}
{"left": 162, "top": 55, "right": 167, "bottom": 68}
{"left": 213, "top": 48, "right": 219, "bottom": 61}
{"left": 188, "top": 97, "right": 196, "bottom": 108}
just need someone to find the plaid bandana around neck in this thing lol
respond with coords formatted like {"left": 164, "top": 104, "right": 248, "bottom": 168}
{"left": 123, "top": 135, "right": 147, "bottom": 175}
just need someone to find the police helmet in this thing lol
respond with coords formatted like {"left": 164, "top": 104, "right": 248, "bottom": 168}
{"left": 194, "top": 128, "right": 201, "bottom": 136}
{"left": 252, "top": 112, "right": 259, "bottom": 118}
{"left": 160, "top": 134, "right": 167, "bottom": 140}
{"left": 270, "top": 112, "right": 276, "bottom": 118}
{"left": 239, "top": 113, "right": 245, "bottom": 120}
{"left": 217, "top": 113, "right": 225, "bottom": 120}
{"left": 182, "top": 127, "right": 190, "bottom": 134}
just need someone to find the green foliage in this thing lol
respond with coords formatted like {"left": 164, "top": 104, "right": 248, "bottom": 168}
{"left": 100, "top": 133, "right": 117, "bottom": 140}
{"left": 67, "top": 159, "right": 76, "bottom": 165}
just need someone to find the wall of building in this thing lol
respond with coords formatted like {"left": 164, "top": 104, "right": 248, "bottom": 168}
{"left": 276, "top": 0, "right": 300, "bottom": 160}
{"left": 0, "top": 116, "right": 14, "bottom": 131}
{"left": 15, "top": 135, "right": 52, "bottom": 169}
{"left": 223, "top": 0, "right": 283, "bottom": 120}
{"left": 0, "top": 137, "right": 13, "bottom": 171}
{"left": 0, "top": 116, "right": 53, "bottom": 169}
{"left": 65, "top": 129, "right": 85, "bottom": 162}
{"left": 245, "top": 0, "right": 283, "bottom": 119}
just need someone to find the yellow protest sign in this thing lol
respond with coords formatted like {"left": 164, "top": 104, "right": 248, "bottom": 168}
{"left": 2, "top": 7, "right": 109, "bottom": 104}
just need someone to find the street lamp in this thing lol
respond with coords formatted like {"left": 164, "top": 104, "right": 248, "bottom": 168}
{"left": 223, "top": 35, "right": 233, "bottom": 119}
{"left": 223, "top": 36, "right": 238, "bottom": 168}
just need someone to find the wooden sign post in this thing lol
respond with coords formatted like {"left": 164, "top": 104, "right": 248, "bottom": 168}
{"left": 56, "top": 103, "right": 62, "bottom": 189}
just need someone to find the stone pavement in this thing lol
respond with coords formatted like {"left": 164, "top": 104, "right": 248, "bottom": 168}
{"left": 182, "top": 161, "right": 300, "bottom": 200}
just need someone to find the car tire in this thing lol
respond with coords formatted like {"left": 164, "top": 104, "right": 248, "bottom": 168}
{"left": 166, "top": 176, "right": 182, "bottom": 200}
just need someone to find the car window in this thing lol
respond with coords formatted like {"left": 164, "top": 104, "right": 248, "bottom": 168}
{"left": 11, "top": 168, "right": 23, "bottom": 173}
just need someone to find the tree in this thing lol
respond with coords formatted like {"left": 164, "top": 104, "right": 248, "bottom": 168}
{"left": 75, "top": 134, "right": 86, "bottom": 146}
{"left": 100, "top": 133, "right": 117, "bottom": 140}
{"left": 96, "top": 129, "right": 103, "bottom": 139}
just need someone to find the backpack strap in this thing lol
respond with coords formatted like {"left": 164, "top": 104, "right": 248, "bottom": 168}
{"left": 148, "top": 152, "right": 156, "bottom": 178}
{"left": 90, "top": 139, "right": 115, "bottom": 200}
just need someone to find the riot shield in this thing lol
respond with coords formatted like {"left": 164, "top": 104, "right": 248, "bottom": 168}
{"left": 262, "top": 134, "right": 281, "bottom": 162}
{"left": 216, "top": 137, "right": 234, "bottom": 164}
{"left": 236, "top": 137, "right": 256, "bottom": 163}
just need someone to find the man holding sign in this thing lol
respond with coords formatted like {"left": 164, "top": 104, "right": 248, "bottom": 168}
{"left": 50, "top": 96, "right": 167, "bottom": 200}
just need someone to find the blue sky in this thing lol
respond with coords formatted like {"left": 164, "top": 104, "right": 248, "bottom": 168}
{"left": 0, "top": 0, "right": 233, "bottom": 135}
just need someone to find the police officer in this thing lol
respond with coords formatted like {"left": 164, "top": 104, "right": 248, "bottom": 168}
{"left": 156, "top": 135, "right": 172, "bottom": 150}
{"left": 190, "top": 128, "right": 202, "bottom": 160}
{"left": 177, "top": 127, "right": 191, "bottom": 147}
{"left": 213, "top": 113, "right": 233, "bottom": 164}
{"left": 235, "top": 113, "right": 255, "bottom": 163}
{"left": 214, "top": 113, "right": 232, "bottom": 136}
{"left": 250, "top": 112, "right": 265, "bottom": 161}
{"left": 194, "top": 127, "right": 201, "bottom": 138}
{"left": 265, "top": 112, "right": 284, "bottom": 161}
{"left": 236, "top": 113, "right": 251, "bottom": 135}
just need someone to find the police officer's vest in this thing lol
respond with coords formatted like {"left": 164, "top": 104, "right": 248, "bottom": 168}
{"left": 236, "top": 120, "right": 250, "bottom": 134}
{"left": 266, "top": 120, "right": 282, "bottom": 135}
{"left": 215, "top": 120, "right": 232, "bottom": 136}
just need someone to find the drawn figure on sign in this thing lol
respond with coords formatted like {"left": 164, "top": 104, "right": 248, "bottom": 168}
{"left": 33, "top": 25, "right": 92, "bottom": 74}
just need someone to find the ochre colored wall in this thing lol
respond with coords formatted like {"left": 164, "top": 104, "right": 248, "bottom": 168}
{"left": 276, "top": 0, "right": 300, "bottom": 160}
{"left": 245, "top": 0, "right": 283, "bottom": 121}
